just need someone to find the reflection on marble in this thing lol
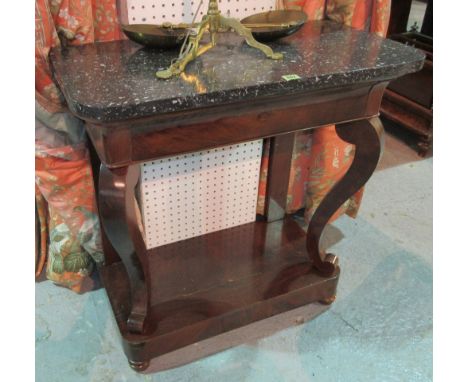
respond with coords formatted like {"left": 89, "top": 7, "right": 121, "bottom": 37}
{"left": 50, "top": 21, "right": 425, "bottom": 123}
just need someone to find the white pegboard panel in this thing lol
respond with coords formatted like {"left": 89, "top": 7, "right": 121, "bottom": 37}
{"left": 139, "top": 140, "right": 263, "bottom": 249}
{"left": 126, "top": 0, "right": 277, "bottom": 24}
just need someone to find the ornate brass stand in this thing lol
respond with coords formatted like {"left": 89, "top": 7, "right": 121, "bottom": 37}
{"left": 156, "top": 0, "right": 283, "bottom": 79}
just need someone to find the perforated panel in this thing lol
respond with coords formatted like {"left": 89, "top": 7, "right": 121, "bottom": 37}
{"left": 139, "top": 140, "right": 263, "bottom": 249}
{"left": 126, "top": 0, "right": 277, "bottom": 24}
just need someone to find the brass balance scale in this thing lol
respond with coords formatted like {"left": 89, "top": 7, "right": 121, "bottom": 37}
{"left": 121, "top": 0, "right": 307, "bottom": 79}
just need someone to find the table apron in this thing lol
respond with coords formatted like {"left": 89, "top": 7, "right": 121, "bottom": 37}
{"left": 87, "top": 82, "right": 388, "bottom": 167}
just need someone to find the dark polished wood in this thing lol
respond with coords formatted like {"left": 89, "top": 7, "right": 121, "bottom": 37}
{"left": 87, "top": 83, "right": 386, "bottom": 168}
{"left": 98, "top": 165, "right": 151, "bottom": 333}
{"left": 100, "top": 217, "right": 340, "bottom": 369}
{"left": 306, "top": 118, "right": 384, "bottom": 276}
{"left": 141, "top": 302, "right": 329, "bottom": 373}
{"left": 381, "top": 32, "right": 432, "bottom": 156}
{"left": 381, "top": 91, "right": 432, "bottom": 156}
{"left": 264, "top": 134, "right": 296, "bottom": 222}
{"left": 93, "top": 82, "right": 389, "bottom": 370}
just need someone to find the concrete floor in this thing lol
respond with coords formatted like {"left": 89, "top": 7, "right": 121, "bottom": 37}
{"left": 36, "top": 127, "right": 433, "bottom": 382}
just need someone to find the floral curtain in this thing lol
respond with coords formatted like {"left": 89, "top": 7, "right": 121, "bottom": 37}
{"left": 35, "top": 0, "right": 121, "bottom": 292}
{"left": 35, "top": 0, "right": 390, "bottom": 292}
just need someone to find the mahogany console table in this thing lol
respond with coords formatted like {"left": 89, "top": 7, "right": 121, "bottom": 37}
{"left": 50, "top": 21, "right": 424, "bottom": 371}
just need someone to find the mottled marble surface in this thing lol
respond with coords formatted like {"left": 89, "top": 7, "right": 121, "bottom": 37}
{"left": 50, "top": 21, "right": 425, "bottom": 123}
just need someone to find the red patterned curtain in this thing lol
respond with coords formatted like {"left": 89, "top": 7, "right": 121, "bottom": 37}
{"left": 35, "top": 0, "right": 122, "bottom": 292}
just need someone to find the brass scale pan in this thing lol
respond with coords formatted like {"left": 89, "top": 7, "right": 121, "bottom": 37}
{"left": 121, "top": 10, "right": 308, "bottom": 49}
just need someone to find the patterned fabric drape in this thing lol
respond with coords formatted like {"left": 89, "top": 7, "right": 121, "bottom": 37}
{"left": 257, "top": 0, "right": 390, "bottom": 223}
{"left": 35, "top": 0, "right": 390, "bottom": 292}
{"left": 35, "top": 0, "right": 121, "bottom": 292}
{"left": 35, "top": 0, "right": 122, "bottom": 111}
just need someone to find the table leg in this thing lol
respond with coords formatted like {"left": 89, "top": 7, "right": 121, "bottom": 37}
{"left": 264, "top": 134, "right": 296, "bottom": 222}
{"left": 98, "top": 164, "right": 151, "bottom": 334}
{"left": 306, "top": 117, "right": 384, "bottom": 276}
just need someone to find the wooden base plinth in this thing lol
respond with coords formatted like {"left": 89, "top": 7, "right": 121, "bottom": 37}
{"left": 126, "top": 302, "right": 330, "bottom": 373}
{"left": 100, "top": 217, "right": 339, "bottom": 371}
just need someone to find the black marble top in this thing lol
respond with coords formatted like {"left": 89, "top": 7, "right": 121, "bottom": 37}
{"left": 50, "top": 21, "right": 425, "bottom": 123}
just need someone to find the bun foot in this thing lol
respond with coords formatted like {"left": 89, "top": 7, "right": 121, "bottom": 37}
{"left": 319, "top": 295, "right": 336, "bottom": 305}
{"left": 129, "top": 360, "right": 149, "bottom": 372}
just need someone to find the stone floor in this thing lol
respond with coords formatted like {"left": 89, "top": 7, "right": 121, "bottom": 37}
{"left": 35, "top": 125, "right": 433, "bottom": 382}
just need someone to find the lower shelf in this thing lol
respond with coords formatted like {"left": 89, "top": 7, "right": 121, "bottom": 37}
{"left": 100, "top": 217, "right": 339, "bottom": 367}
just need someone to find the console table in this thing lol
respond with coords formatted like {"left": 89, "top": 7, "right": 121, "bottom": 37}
{"left": 50, "top": 21, "right": 425, "bottom": 371}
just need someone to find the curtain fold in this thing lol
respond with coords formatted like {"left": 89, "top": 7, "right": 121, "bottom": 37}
{"left": 35, "top": 0, "right": 121, "bottom": 292}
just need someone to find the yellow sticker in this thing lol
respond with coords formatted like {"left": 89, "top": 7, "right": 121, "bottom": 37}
{"left": 282, "top": 74, "right": 302, "bottom": 81}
